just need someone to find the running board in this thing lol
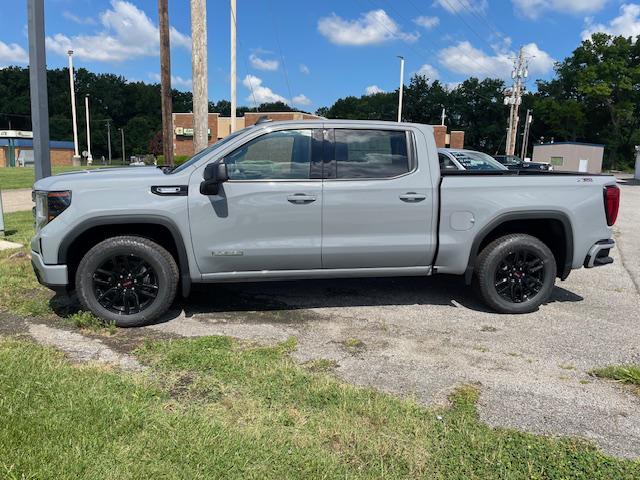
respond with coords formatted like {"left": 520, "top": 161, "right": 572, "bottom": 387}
{"left": 200, "top": 266, "right": 433, "bottom": 283}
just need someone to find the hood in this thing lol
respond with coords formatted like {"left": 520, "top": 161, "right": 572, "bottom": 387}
{"left": 33, "top": 166, "right": 165, "bottom": 191}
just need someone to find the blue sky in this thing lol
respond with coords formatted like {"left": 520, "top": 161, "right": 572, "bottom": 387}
{"left": 1, "top": 0, "right": 639, "bottom": 111}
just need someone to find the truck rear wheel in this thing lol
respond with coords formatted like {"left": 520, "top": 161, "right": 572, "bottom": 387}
{"left": 474, "top": 234, "right": 556, "bottom": 314}
{"left": 75, "top": 235, "right": 179, "bottom": 327}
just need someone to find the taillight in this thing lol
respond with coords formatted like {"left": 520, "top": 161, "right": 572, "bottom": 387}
{"left": 603, "top": 185, "right": 620, "bottom": 226}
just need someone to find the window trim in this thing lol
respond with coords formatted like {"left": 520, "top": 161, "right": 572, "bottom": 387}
{"left": 323, "top": 128, "right": 417, "bottom": 181}
{"left": 223, "top": 127, "right": 322, "bottom": 183}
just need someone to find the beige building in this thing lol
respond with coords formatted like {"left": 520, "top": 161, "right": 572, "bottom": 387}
{"left": 532, "top": 142, "right": 604, "bottom": 174}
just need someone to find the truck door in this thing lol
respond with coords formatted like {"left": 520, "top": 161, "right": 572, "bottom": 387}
{"left": 188, "top": 127, "right": 323, "bottom": 274}
{"left": 321, "top": 127, "right": 436, "bottom": 269}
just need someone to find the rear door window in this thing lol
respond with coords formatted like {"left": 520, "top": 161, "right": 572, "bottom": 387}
{"left": 334, "top": 129, "right": 410, "bottom": 179}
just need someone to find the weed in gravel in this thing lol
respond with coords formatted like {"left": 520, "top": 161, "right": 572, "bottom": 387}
{"left": 342, "top": 337, "right": 366, "bottom": 355}
{"left": 69, "top": 311, "right": 116, "bottom": 334}
{"left": 591, "top": 365, "right": 640, "bottom": 386}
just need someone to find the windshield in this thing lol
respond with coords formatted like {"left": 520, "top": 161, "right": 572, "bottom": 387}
{"left": 495, "top": 155, "right": 521, "bottom": 166}
{"left": 450, "top": 151, "right": 508, "bottom": 171}
{"left": 170, "top": 126, "right": 252, "bottom": 174}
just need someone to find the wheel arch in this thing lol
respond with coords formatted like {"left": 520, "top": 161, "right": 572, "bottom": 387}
{"left": 58, "top": 215, "right": 191, "bottom": 297}
{"left": 464, "top": 211, "right": 574, "bottom": 284}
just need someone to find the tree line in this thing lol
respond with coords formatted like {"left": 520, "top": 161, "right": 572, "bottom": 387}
{"left": 0, "top": 32, "right": 637, "bottom": 169}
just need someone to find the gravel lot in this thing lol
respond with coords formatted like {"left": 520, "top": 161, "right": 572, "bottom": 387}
{"left": 144, "top": 181, "right": 640, "bottom": 459}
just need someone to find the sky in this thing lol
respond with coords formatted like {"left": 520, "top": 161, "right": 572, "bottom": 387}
{"left": 1, "top": 0, "right": 640, "bottom": 112}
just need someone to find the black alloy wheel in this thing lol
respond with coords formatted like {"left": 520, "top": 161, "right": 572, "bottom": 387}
{"left": 474, "top": 233, "right": 557, "bottom": 314}
{"left": 493, "top": 249, "right": 545, "bottom": 303}
{"left": 92, "top": 255, "right": 159, "bottom": 315}
{"left": 76, "top": 236, "right": 179, "bottom": 327}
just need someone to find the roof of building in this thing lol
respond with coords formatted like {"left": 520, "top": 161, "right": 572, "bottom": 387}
{"left": 533, "top": 141, "right": 605, "bottom": 148}
{"left": 0, "top": 139, "right": 74, "bottom": 149}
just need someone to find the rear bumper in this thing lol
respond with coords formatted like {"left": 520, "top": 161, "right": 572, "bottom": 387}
{"left": 583, "top": 239, "right": 615, "bottom": 268}
{"left": 31, "top": 250, "right": 69, "bottom": 292}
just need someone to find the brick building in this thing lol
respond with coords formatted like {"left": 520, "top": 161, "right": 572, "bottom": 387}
{"left": 172, "top": 111, "right": 322, "bottom": 157}
{"left": 0, "top": 131, "right": 74, "bottom": 168}
{"left": 432, "top": 125, "right": 465, "bottom": 149}
{"left": 172, "top": 113, "right": 464, "bottom": 157}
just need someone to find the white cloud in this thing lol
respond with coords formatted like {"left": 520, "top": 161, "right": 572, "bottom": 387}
{"left": 438, "top": 41, "right": 554, "bottom": 79}
{"left": 513, "top": 0, "right": 607, "bottom": 19}
{"left": 299, "top": 63, "right": 310, "bottom": 75}
{"left": 46, "top": 0, "right": 190, "bottom": 62}
{"left": 318, "top": 9, "right": 419, "bottom": 46}
{"left": 149, "top": 72, "right": 192, "bottom": 90}
{"left": 435, "top": 0, "right": 487, "bottom": 14}
{"left": 249, "top": 53, "right": 279, "bottom": 71}
{"left": 581, "top": 4, "right": 640, "bottom": 40}
{"left": 0, "top": 40, "right": 28, "bottom": 65}
{"left": 415, "top": 63, "right": 440, "bottom": 81}
{"left": 365, "top": 85, "right": 385, "bottom": 95}
{"left": 292, "top": 94, "right": 312, "bottom": 106}
{"left": 62, "top": 11, "right": 97, "bottom": 25}
{"left": 413, "top": 15, "right": 440, "bottom": 29}
{"left": 242, "top": 74, "right": 287, "bottom": 104}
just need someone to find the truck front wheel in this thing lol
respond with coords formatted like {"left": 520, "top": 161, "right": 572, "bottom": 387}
{"left": 75, "top": 236, "right": 179, "bottom": 327}
{"left": 474, "top": 234, "right": 557, "bottom": 314}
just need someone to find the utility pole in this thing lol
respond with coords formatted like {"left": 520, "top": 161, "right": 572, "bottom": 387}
{"left": 27, "top": 0, "right": 51, "bottom": 181}
{"left": 158, "top": 0, "right": 174, "bottom": 165}
{"left": 504, "top": 46, "right": 527, "bottom": 156}
{"left": 230, "top": 0, "right": 237, "bottom": 132}
{"left": 67, "top": 50, "right": 80, "bottom": 166}
{"left": 191, "top": 0, "right": 208, "bottom": 153}
{"left": 520, "top": 109, "right": 533, "bottom": 160}
{"left": 119, "top": 128, "right": 125, "bottom": 163}
{"left": 397, "top": 55, "right": 404, "bottom": 123}
{"left": 84, "top": 95, "right": 92, "bottom": 165}
{"left": 441, "top": 107, "right": 446, "bottom": 126}
{"left": 105, "top": 120, "right": 112, "bottom": 164}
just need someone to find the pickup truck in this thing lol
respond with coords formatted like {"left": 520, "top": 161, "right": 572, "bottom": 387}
{"left": 31, "top": 120, "right": 620, "bottom": 326}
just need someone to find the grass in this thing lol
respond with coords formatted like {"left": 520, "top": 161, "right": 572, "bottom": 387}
{"left": 0, "top": 165, "right": 122, "bottom": 190}
{"left": 591, "top": 365, "right": 640, "bottom": 387}
{"left": 0, "top": 211, "right": 113, "bottom": 332}
{"left": 0, "top": 336, "right": 639, "bottom": 479}
{"left": 0, "top": 211, "right": 53, "bottom": 317}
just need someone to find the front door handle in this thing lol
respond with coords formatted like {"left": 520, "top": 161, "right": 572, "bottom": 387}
{"left": 287, "top": 193, "right": 317, "bottom": 204}
{"left": 399, "top": 192, "right": 426, "bottom": 203}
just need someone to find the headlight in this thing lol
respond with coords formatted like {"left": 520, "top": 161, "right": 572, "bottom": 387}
{"left": 34, "top": 191, "right": 72, "bottom": 231}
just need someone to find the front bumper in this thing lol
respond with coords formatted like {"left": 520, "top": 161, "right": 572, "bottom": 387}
{"left": 31, "top": 250, "right": 69, "bottom": 292}
{"left": 583, "top": 239, "right": 615, "bottom": 268}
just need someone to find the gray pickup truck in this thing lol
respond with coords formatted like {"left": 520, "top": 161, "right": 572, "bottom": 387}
{"left": 31, "top": 120, "right": 620, "bottom": 326}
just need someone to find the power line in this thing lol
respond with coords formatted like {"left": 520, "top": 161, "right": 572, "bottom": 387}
{"left": 267, "top": 0, "right": 294, "bottom": 108}
{"left": 378, "top": 0, "right": 499, "bottom": 79}
{"left": 229, "top": 4, "right": 259, "bottom": 111}
{"left": 454, "top": 0, "right": 505, "bottom": 45}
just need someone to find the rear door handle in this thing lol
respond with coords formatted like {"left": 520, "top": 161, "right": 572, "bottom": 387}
{"left": 399, "top": 192, "right": 426, "bottom": 203}
{"left": 287, "top": 193, "right": 317, "bottom": 204}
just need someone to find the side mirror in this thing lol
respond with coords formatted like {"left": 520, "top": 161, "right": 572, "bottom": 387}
{"left": 200, "top": 162, "right": 229, "bottom": 195}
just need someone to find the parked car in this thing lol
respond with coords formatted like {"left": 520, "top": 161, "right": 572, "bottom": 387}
{"left": 31, "top": 120, "right": 619, "bottom": 326}
{"left": 493, "top": 154, "right": 553, "bottom": 171}
{"left": 438, "top": 148, "right": 508, "bottom": 171}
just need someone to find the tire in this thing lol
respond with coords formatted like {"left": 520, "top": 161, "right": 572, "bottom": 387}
{"left": 474, "top": 234, "right": 557, "bottom": 314}
{"left": 75, "top": 236, "right": 179, "bottom": 327}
